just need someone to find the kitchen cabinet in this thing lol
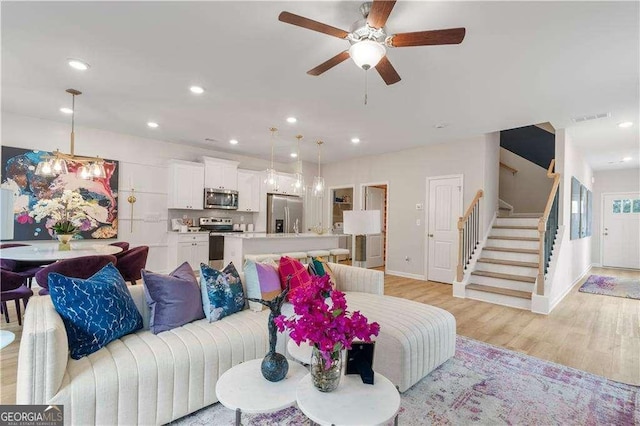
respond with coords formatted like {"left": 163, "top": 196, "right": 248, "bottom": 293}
{"left": 168, "top": 160, "right": 204, "bottom": 210}
{"left": 272, "top": 172, "right": 299, "bottom": 195}
{"left": 203, "top": 157, "right": 239, "bottom": 190}
{"left": 237, "top": 169, "right": 261, "bottom": 212}
{"left": 168, "top": 232, "right": 209, "bottom": 272}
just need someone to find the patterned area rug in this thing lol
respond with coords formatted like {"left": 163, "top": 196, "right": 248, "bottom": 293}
{"left": 173, "top": 336, "right": 640, "bottom": 425}
{"left": 578, "top": 275, "right": 640, "bottom": 300}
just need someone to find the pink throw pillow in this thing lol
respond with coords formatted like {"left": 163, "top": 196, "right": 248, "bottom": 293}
{"left": 278, "top": 256, "right": 312, "bottom": 299}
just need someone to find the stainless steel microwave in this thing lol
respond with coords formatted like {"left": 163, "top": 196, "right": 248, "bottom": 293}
{"left": 204, "top": 188, "right": 238, "bottom": 210}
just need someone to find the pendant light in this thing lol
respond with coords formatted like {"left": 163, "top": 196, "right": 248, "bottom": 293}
{"left": 264, "top": 127, "right": 279, "bottom": 191}
{"left": 35, "top": 89, "right": 107, "bottom": 179}
{"left": 292, "top": 134, "right": 305, "bottom": 194}
{"left": 312, "top": 140, "right": 324, "bottom": 198}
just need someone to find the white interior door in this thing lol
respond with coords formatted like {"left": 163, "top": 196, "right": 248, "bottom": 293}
{"left": 365, "top": 187, "right": 385, "bottom": 268}
{"left": 602, "top": 193, "right": 640, "bottom": 268}
{"left": 427, "top": 176, "right": 462, "bottom": 284}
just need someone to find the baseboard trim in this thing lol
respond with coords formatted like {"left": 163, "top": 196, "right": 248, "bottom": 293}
{"left": 549, "top": 264, "right": 592, "bottom": 312}
{"left": 591, "top": 263, "right": 602, "bottom": 268}
{"left": 386, "top": 270, "right": 426, "bottom": 281}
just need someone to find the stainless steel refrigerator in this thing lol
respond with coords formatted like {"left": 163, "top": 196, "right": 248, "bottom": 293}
{"left": 267, "top": 194, "right": 303, "bottom": 233}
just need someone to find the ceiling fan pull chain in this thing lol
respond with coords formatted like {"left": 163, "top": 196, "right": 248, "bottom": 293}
{"left": 364, "top": 70, "right": 368, "bottom": 105}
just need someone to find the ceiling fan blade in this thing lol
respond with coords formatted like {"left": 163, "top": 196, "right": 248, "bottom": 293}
{"left": 367, "top": 0, "right": 397, "bottom": 29}
{"left": 307, "top": 51, "right": 350, "bottom": 76}
{"left": 375, "top": 56, "right": 401, "bottom": 85}
{"left": 279, "top": 11, "right": 349, "bottom": 39}
{"left": 391, "top": 28, "right": 466, "bottom": 47}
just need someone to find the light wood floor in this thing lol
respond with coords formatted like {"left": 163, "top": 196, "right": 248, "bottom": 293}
{"left": 1, "top": 267, "right": 638, "bottom": 404}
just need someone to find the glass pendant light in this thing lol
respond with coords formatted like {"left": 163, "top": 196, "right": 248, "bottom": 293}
{"left": 91, "top": 161, "right": 107, "bottom": 178}
{"left": 264, "top": 127, "right": 279, "bottom": 191}
{"left": 292, "top": 134, "right": 305, "bottom": 195}
{"left": 312, "top": 140, "right": 325, "bottom": 198}
{"left": 77, "top": 165, "right": 91, "bottom": 180}
{"left": 35, "top": 159, "right": 54, "bottom": 176}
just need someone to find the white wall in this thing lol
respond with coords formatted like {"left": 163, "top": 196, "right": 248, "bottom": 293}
{"left": 591, "top": 168, "right": 640, "bottom": 265}
{"left": 546, "top": 128, "right": 593, "bottom": 308}
{"left": 321, "top": 133, "right": 500, "bottom": 279}
{"left": 1, "top": 112, "right": 306, "bottom": 271}
{"left": 499, "top": 148, "right": 552, "bottom": 213}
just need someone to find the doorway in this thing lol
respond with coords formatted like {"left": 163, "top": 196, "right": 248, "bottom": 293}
{"left": 602, "top": 192, "right": 640, "bottom": 269}
{"left": 426, "top": 175, "right": 463, "bottom": 284}
{"left": 329, "top": 186, "right": 354, "bottom": 263}
{"left": 360, "top": 183, "right": 388, "bottom": 269}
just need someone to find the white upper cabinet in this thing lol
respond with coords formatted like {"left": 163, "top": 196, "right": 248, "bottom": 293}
{"left": 168, "top": 160, "right": 204, "bottom": 210}
{"left": 203, "top": 157, "right": 239, "bottom": 190}
{"left": 273, "top": 173, "right": 298, "bottom": 195}
{"left": 237, "top": 169, "right": 261, "bottom": 212}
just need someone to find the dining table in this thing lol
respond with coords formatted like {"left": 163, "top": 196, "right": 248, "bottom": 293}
{"left": 0, "top": 243, "right": 123, "bottom": 262}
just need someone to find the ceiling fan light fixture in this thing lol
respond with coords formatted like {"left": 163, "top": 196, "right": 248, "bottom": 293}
{"left": 349, "top": 40, "right": 386, "bottom": 70}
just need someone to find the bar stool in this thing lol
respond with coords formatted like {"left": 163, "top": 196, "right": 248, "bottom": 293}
{"left": 307, "top": 250, "right": 330, "bottom": 263}
{"left": 281, "top": 252, "right": 308, "bottom": 262}
{"left": 329, "top": 248, "right": 350, "bottom": 264}
{"left": 244, "top": 254, "right": 280, "bottom": 263}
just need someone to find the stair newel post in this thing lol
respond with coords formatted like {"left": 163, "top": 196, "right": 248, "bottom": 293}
{"left": 536, "top": 218, "right": 546, "bottom": 295}
{"left": 457, "top": 217, "right": 464, "bottom": 282}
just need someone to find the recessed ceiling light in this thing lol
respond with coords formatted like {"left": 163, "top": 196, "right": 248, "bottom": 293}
{"left": 618, "top": 121, "right": 634, "bottom": 128}
{"left": 290, "top": 152, "right": 298, "bottom": 158}
{"left": 434, "top": 123, "right": 448, "bottom": 129}
{"left": 286, "top": 117, "right": 297, "bottom": 123}
{"left": 67, "top": 59, "right": 90, "bottom": 71}
{"left": 351, "top": 137, "right": 360, "bottom": 144}
{"left": 190, "top": 86, "right": 205, "bottom": 94}
{"left": 623, "top": 156, "right": 632, "bottom": 162}
{"left": 147, "top": 122, "right": 159, "bottom": 128}
{"left": 60, "top": 107, "right": 73, "bottom": 114}
{"left": 229, "top": 139, "right": 239, "bottom": 145}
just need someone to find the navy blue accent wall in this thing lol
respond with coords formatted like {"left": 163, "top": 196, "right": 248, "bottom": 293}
{"left": 500, "top": 126, "right": 555, "bottom": 169}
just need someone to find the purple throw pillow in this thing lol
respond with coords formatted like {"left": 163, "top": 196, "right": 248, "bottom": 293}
{"left": 142, "top": 262, "right": 205, "bottom": 334}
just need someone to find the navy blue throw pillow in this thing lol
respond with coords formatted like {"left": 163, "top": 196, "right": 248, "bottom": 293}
{"left": 49, "top": 263, "right": 143, "bottom": 359}
{"left": 200, "top": 262, "right": 245, "bottom": 322}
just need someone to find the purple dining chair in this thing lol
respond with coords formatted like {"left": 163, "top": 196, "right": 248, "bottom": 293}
{"left": 0, "top": 243, "right": 50, "bottom": 288}
{"left": 115, "top": 246, "right": 149, "bottom": 285}
{"left": 1, "top": 269, "right": 34, "bottom": 325}
{"left": 110, "top": 241, "right": 130, "bottom": 253}
{"left": 35, "top": 255, "right": 118, "bottom": 296}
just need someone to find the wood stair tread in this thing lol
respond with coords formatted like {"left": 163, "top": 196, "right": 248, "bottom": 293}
{"left": 477, "top": 258, "right": 539, "bottom": 268}
{"left": 470, "top": 270, "right": 536, "bottom": 283}
{"left": 492, "top": 225, "right": 538, "bottom": 229}
{"left": 466, "top": 284, "right": 533, "bottom": 299}
{"left": 488, "top": 236, "right": 539, "bottom": 241}
{"left": 483, "top": 246, "right": 539, "bottom": 254}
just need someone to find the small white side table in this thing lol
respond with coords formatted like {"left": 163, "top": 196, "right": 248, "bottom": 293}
{"left": 0, "top": 330, "right": 15, "bottom": 349}
{"left": 296, "top": 372, "right": 400, "bottom": 426}
{"left": 287, "top": 340, "right": 313, "bottom": 365}
{"left": 215, "top": 358, "right": 307, "bottom": 426}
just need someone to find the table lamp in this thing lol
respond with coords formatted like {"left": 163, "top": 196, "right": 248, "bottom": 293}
{"left": 343, "top": 210, "right": 381, "bottom": 268}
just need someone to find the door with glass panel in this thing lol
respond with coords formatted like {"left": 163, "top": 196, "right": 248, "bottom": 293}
{"left": 602, "top": 193, "right": 640, "bottom": 268}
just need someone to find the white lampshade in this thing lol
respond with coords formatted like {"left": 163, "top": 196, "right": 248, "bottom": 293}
{"left": 349, "top": 40, "right": 386, "bottom": 70}
{"left": 343, "top": 210, "right": 381, "bottom": 235}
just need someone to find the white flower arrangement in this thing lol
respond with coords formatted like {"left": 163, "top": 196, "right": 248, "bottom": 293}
{"left": 29, "top": 189, "right": 100, "bottom": 234}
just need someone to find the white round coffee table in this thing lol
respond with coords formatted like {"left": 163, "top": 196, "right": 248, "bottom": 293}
{"left": 0, "top": 330, "right": 15, "bottom": 349}
{"left": 296, "top": 372, "right": 400, "bottom": 426}
{"left": 287, "top": 340, "right": 313, "bottom": 365}
{"left": 215, "top": 358, "right": 307, "bottom": 426}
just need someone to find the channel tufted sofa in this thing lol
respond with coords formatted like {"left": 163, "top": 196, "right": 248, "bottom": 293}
{"left": 17, "top": 263, "right": 456, "bottom": 425}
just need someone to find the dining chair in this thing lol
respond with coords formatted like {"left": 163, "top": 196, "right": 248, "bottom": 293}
{"left": 1, "top": 269, "right": 34, "bottom": 326}
{"left": 34, "top": 255, "right": 118, "bottom": 296}
{"left": 110, "top": 241, "right": 130, "bottom": 253}
{"left": 0, "top": 243, "right": 50, "bottom": 288}
{"left": 115, "top": 246, "right": 149, "bottom": 285}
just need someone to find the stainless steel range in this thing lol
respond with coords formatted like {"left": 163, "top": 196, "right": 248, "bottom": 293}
{"left": 199, "top": 217, "right": 234, "bottom": 233}
{"left": 199, "top": 218, "right": 238, "bottom": 269}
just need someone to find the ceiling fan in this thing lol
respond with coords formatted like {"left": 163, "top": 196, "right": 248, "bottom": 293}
{"left": 278, "top": 0, "right": 466, "bottom": 85}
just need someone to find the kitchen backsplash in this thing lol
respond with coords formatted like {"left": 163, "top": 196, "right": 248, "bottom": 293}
{"left": 167, "top": 209, "right": 257, "bottom": 231}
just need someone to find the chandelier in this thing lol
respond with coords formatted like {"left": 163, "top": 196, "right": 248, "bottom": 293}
{"left": 264, "top": 127, "right": 279, "bottom": 191}
{"left": 292, "top": 134, "right": 305, "bottom": 194}
{"left": 312, "top": 140, "right": 324, "bottom": 198}
{"left": 35, "top": 89, "right": 106, "bottom": 179}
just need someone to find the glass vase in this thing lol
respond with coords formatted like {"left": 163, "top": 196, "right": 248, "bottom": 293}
{"left": 56, "top": 234, "right": 73, "bottom": 251}
{"left": 310, "top": 346, "right": 342, "bottom": 392}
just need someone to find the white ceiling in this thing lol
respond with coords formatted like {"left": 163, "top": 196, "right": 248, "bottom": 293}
{"left": 1, "top": 1, "right": 638, "bottom": 170}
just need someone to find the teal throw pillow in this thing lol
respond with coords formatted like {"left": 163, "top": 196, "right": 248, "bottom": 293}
{"left": 200, "top": 262, "right": 245, "bottom": 322}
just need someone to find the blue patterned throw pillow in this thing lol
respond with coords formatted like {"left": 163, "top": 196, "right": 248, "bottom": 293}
{"left": 200, "top": 262, "right": 245, "bottom": 322}
{"left": 49, "top": 263, "right": 143, "bottom": 360}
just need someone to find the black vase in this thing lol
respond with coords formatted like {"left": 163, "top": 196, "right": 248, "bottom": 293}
{"left": 261, "top": 351, "right": 289, "bottom": 382}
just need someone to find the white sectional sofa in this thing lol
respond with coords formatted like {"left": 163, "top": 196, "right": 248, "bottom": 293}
{"left": 17, "top": 263, "right": 456, "bottom": 425}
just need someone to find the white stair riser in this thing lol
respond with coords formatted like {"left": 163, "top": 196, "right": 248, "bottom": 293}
{"left": 491, "top": 228, "right": 539, "bottom": 238}
{"left": 469, "top": 275, "right": 534, "bottom": 292}
{"left": 486, "top": 239, "right": 539, "bottom": 250}
{"left": 465, "top": 289, "right": 532, "bottom": 310}
{"left": 482, "top": 250, "right": 540, "bottom": 263}
{"left": 475, "top": 262, "right": 538, "bottom": 277}
{"left": 495, "top": 218, "right": 540, "bottom": 227}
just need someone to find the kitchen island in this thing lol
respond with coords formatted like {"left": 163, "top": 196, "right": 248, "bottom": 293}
{"left": 224, "top": 233, "right": 340, "bottom": 267}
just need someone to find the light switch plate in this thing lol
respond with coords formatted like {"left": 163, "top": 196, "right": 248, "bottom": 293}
{"left": 416, "top": 203, "right": 423, "bottom": 210}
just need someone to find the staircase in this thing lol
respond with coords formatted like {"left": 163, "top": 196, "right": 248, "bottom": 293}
{"left": 465, "top": 216, "right": 542, "bottom": 310}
